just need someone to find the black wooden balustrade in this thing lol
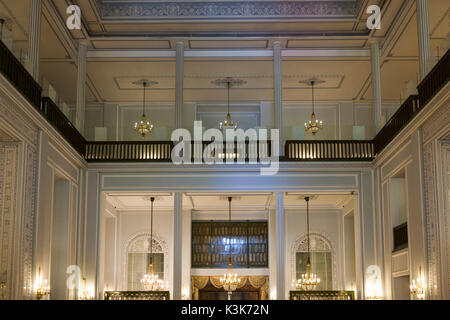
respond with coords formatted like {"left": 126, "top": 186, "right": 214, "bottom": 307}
{"left": 85, "top": 140, "right": 272, "bottom": 162}
{"left": 289, "top": 291, "right": 355, "bottom": 300}
{"left": 104, "top": 291, "right": 170, "bottom": 300}
{"left": 418, "top": 48, "right": 449, "bottom": 108}
{"left": 374, "top": 95, "right": 420, "bottom": 154}
{"left": 85, "top": 140, "right": 173, "bottom": 161}
{"left": 0, "top": 40, "right": 41, "bottom": 108}
{"left": 285, "top": 140, "right": 375, "bottom": 161}
{"left": 40, "top": 97, "right": 86, "bottom": 155}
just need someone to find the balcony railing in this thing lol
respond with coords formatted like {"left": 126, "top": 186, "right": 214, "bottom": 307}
{"left": 85, "top": 141, "right": 173, "bottom": 162}
{"left": 418, "top": 49, "right": 449, "bottom": 108}
{"left": 0, "top": 40, "right": 41, "bottom": 108}
{"left": 289, "top": 291, "right": 355, "bottom": 300}
{"left": 85, "top": 140, "right": 272, "bottom": 162}
{"left": 41, "top": 97, "right": 86, "bottom": 155}
{"left": 285, "top": 140, "right": 375, "bottom": 161}
{"left": 374, "top": 95, "right": 420, "bottom": 154}
{"left": 104, "top": 291, "right": 170, "bottom": 300}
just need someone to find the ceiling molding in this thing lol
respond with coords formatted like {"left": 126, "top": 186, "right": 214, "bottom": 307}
{"left": 97, "top": 1, "right": 361, "bottom": 21}
{"left": 87, "top": 48, "right": 370, "bottom": 59}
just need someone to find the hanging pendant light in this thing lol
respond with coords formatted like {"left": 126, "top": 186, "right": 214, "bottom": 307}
{"left": 296, "top": 196, "right": 320, "bottom": 290}
{"left": 211, "top": 77, "right": 246, "bottom": 130}
{"left": 220, "top": 197, "right": 241, "bottom": 300}
{"left": 134, "top": 79, "right": 157, "bottom": 137}
{"left": 301, "top": 79, "right": 324, "bottom": 135}
{"left": 141, "top": 197, "right": 164, "bottom": 291}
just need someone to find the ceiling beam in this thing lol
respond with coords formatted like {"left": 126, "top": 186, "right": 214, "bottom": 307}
{"left": 87, "top": 48, "right": 370, "bottom": 59}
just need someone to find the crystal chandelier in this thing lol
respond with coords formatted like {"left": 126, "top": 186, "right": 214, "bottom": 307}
{"left": 211, "top": 77, "right": 246, "bottom": 130}
{"left": 134, "top": 80, "right": 157, "bottom": 137}
{"left": 301, "top": 79, "right": 324, "bottom": 135}
{"left": 296, "top": 197, "right": 321, "bottom": 290}
{"left": 141, "top": 197, "right": 165, "bottom": 291}
{"left": 410, "top": 266, "right": 425, "bottom": 299}
{"left": 220, "top": 197, "right": 241, "bottom": 299}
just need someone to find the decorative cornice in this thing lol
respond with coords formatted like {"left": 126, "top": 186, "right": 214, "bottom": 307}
{"left": 98, "top": 1, "right": 360, "bottom": 20}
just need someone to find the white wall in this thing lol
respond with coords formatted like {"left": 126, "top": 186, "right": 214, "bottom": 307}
{"left": 81, "top": 101, "right": 401, "bottom": 142}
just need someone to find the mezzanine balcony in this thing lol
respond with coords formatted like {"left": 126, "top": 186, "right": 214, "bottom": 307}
{"left": 1, "top": 39, "right": 448, "bottom": 163}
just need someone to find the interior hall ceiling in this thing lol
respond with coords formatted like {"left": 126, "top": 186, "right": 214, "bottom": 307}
{"left": 0, "top": 0, "right": 449, "bottom": 105}
{"left": 105, "top": 192, "right": 353, "bottom": 211}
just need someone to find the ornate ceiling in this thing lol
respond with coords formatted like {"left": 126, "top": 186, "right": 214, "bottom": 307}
{"left": 96, "top": 0, "right": 363, "bottom": 21}
{"left": 0, "top": 0, "right": 448, "bottom": 106}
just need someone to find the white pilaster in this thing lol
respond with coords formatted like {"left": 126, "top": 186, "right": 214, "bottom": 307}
{"left": 370, "top": 41, "right": 383, "bottom": 134}
{"left": 275, "top": 192, "right": 285, "bottom": 299}
{"left": 76, "top": 42, "right": 87, "bottom": 134}
{"left": 416, "top": 0, "right": 431, "bottom": 80}
{"left": 273, "top": 41, "right": 283, "bottom": 155}
{"left": 28, "top": 0, "right": 42, "bottom": 80}
{"left": 268, "top": 206, "right": 277, "bottom": 300}
{"left": 175, "top": 42, "right": 184, "bottom": 129}
{"left": 173, "top": 192, "right": 182, "bottom": 300}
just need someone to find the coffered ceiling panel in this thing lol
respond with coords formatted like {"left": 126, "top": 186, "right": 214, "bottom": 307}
{"left": 91, "top": 40, "right": 172, "bottom": 49}
{"left": 189, "top": 40, "right": 268, "bottom": 49}
{"left": 286, "top": 39, "right": 367, "bottom": 48}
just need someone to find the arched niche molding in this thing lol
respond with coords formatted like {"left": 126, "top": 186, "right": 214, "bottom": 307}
{"left": 290, "top": 232, "right": 337, "bottom": 290}
{"left": 122, "top": 231, "right": 169, "bottom": 290}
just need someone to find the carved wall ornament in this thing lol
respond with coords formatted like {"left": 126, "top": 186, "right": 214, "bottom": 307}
{"left": 99, "top": 1, "right": 361, "bottom": 20}
{"left": 422, "top": 101, "right": 450, "bottom": 299}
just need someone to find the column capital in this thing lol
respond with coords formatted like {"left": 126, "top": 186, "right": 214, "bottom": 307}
{"left": 78, "top": 40, "right": 89, "bottom": 47}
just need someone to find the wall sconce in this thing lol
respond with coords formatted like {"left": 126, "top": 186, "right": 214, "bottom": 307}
{"left": 269, "top": 290, "right": 277, "bottom": 300}
{"left": 365, "top": 265, "right": 383, "bottom": 300}
{"left": 0, "top": 282, "right": 6, "bottom": 299}
{"left": 181, "top": 286, "right": 190, "bottom": 300}
{"left": 80, "top": 278, "right": 95, "bottom": 300}
{"left": 410, "top": 266, "right": 425, "bottom": 299}
{"left": 35, "top": 267, "right": 50, "bottom": 300}
{"left": 365, "top": 281, "right": 383, "bottom": 300}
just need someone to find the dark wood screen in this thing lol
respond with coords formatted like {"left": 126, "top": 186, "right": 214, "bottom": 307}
{"left": 192, "top": 221, "right": 268, "bottom": 268}
{"left": 393, "top": 222, "right": 408, "bottom": 252}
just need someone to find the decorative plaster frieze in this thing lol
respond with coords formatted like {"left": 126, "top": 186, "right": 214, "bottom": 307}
{"left": 422, "top": 101, "right": 450, "bottom": 300}
{"left": 422, "top": 102, "right": 450, "bottom": 145}
{"left": 0, "top": 89, "right": 39, "bottom": 148}
{"left": 0, "top": 144, "right": 18, "bottom": 300}
{"left": 0, "top": 86, "right": 38, "bottom": 299}
{"left": 99, "top": 1, "right": 360, "bottom": 20}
